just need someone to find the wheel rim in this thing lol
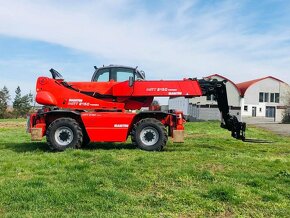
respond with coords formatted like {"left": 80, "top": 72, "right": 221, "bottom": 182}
{"left": 54, "top": 127, "right": 74, "bottom": 146}
{"left": 140, "top": 126, "right": 159, "bottom": 146}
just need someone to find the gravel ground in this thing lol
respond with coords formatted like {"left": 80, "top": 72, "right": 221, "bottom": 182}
{"left": 251, "top": 123, "right": 290, "bottom": 136}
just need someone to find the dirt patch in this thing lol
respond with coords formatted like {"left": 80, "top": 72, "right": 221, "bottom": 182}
{"left": 0, "top": 121, "right": 26, "bottom": 128}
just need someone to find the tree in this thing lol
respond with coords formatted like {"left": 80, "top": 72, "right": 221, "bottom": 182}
{"left": 13, "top": 86, "right": 22, "bottom": 118}
{"left": 13, "top": 87, "right": 33, "bottom": 118}
{"left": 19, "top": 93, "right": 33, "bottom": 117}
{"left": 0, "top": 86, "right": 10, "bottom": 118}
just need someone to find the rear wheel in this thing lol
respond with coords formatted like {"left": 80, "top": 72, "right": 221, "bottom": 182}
{"left": 46, "top": 118, "right": 83, "bottom": 151}
{"left": 131, "top": 118, "right": 168, "bottom": 151}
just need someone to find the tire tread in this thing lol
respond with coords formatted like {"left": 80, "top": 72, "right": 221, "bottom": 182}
{"left": 131, "top": 118, "right": 168, "bottom": 151}
{"left": 46, "top": 117, "right": 83, "bottom": 151}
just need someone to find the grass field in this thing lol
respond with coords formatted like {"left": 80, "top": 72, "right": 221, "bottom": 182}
{"left": 0, "top": 119, "right": 289, "bottom": 217}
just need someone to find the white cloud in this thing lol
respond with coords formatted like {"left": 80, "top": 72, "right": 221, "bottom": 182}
{"left": 0, "top": 0, "right": 290, "bottom": 85}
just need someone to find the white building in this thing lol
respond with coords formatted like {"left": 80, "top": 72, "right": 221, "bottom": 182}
{"left": 237, "top": 76, "right": 290, "bottom": 122}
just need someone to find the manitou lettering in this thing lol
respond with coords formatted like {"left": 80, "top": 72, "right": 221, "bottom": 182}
{"left": 168, "top": 92, "right": 182, "bottom": 95}
{"left": 114, "top": 124, "right": 129, "bottom": 128}
{"left": 68, "top": 99, "right": 83, "bottom": 102}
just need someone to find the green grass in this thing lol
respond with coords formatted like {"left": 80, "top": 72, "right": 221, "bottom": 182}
{"left": 0, "top": 120, "right": 289, "bottom": 217}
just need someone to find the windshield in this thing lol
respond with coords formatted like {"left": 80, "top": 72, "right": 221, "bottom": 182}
{"left": 92, "top": 67, "right": 145, "bottom": 82}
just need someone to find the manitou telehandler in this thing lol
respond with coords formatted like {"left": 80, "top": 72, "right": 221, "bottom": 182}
{"left": 28, "top": 65, "right": 246, "bottom": 151}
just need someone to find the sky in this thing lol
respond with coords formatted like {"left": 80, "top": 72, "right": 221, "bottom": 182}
{"left": 0, "top": 0, "right": 290, "bottom": 103}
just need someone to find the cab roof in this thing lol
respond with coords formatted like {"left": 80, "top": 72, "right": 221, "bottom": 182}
{"left": 96, "top": 65, "right": 138, "bottom": 70}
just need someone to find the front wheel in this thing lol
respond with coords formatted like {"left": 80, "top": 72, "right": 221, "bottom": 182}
{"left": 131, "top": 118, "right": 168, "bottom": 151}
{"left": 46, "top": 118, "right": 83, "bottom": 151}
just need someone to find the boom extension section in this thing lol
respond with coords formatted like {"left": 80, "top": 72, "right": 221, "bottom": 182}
{"left": 199, "top": 79, "right": 246, "bottom": 140}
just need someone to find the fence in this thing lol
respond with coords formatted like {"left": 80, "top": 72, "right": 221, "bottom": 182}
{"left": 187, "top": 104, "right": 241, "bottom": 121}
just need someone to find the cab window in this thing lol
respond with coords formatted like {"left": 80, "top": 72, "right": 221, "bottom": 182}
{"left": 93, "top": 68, "right": 109, "bottom": 82}
{"left": 111, "top": 68, "right": 134, "bottom": 82}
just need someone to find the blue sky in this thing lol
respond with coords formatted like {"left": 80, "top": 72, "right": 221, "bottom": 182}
{"left": 0, "top": 0, "right": 290, "bottom": 101}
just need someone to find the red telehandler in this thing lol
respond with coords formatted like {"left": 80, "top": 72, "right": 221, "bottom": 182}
{"left": 28, "top": 65, "right": 246, "bottom": 151}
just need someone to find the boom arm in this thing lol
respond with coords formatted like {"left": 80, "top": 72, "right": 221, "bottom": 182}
{"left": 198, "top": 79, "right": 246, "bottom": 140}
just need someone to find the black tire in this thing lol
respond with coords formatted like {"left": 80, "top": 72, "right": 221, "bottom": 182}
{"left": 46, "top": 118, "right": 83, "bottom": 151}
{"left": 131, "top": 118, "right": 168, "bottom": 151}
{"left": 82, "top": 133, "right": 91, "bottom": 147}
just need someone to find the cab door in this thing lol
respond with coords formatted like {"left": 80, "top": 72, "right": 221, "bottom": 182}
{"left": 111, "top": 67, "right": 135, "bottom": 82}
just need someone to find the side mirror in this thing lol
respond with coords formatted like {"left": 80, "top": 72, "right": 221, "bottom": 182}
{"left": 129, "top": 76, "right": 134, "bottom": 87}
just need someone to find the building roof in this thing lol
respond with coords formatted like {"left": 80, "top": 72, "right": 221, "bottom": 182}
{"left": 236, "top": 76, "right": 286, "bottom": 97}
{"left": 206, "top": 74, "right": 242, "bottom": 96}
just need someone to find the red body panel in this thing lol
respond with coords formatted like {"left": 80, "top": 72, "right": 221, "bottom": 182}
{"left": 131, "top": 80, "right": 202, "bottom": 97}
{"left": 111, "top": 80, "right": 202, "bottom": 97}
{"left": 69, "top": 80, "right": 118, "bottom": 95}
{"left": 29, "top": 110, "right": 184, "bottom": 142}
{"left": 80, "top": 112, "right": 136, "bottom": 142}
{"left": 36, "top": 77, "right": 125, "bottom": 110}
{"left": 35, "top": 77, "right": 202, "bottom": 110}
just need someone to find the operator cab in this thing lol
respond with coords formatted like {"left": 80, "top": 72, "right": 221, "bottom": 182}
{"left": 91, "top": 65, "right": 145, "bottom": 82}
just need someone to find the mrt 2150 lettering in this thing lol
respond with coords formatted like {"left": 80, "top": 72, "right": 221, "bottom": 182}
{"left": 68, "top": 99, "right": 99, "bottom": 107}
{"left": 145, "top": 88, "right": 182, "bottom": 95}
